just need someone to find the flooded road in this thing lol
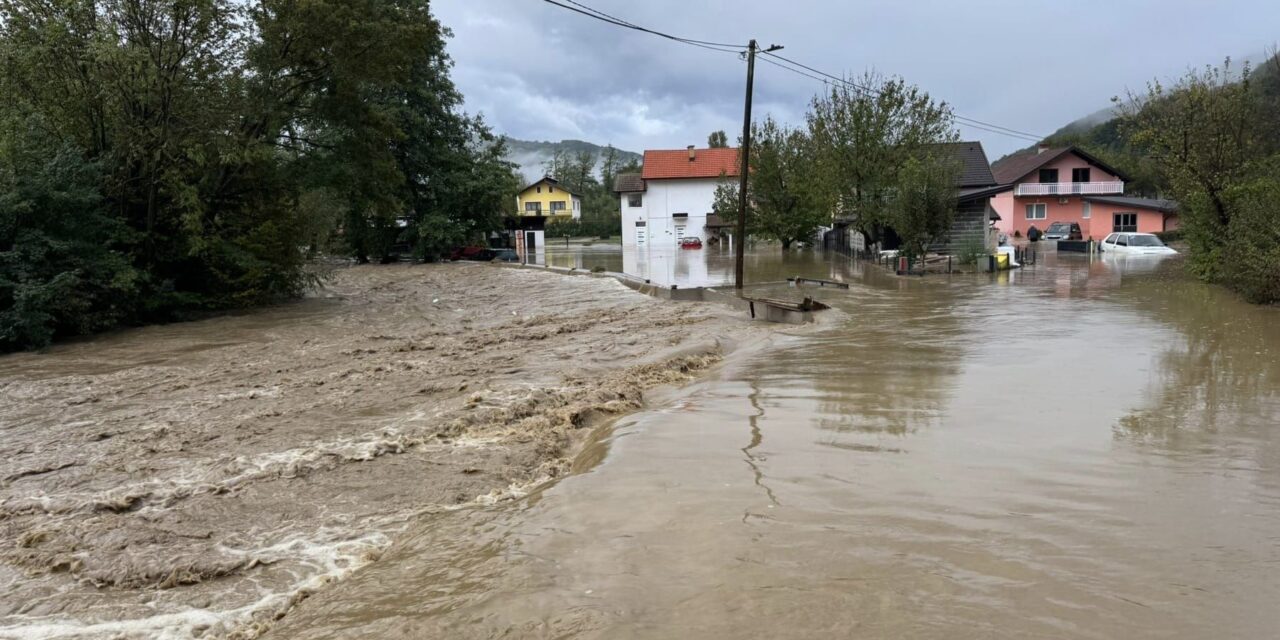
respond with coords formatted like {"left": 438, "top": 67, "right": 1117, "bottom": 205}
{"left": 270, "top": 249, "right": 1280, "bottom": 639}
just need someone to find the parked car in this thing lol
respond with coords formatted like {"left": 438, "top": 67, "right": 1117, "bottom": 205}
{"left": 1044, "top": 221, "right": 1083, "bottom": 241}
{"left": 450, "top": 246, "right": 491, "bottom": 261}
{"left": 492, "top": 249, "right": 519, "bottom": 262}
{"left": 1099, "top": 232, "right": 1178, "bottom": 255}
{"left": 679, "top": 237, "right": 703, "bottom": 249}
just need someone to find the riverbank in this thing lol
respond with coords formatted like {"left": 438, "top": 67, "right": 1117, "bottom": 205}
{"left": 0, "top": 263, "right": 767, "bottom": 638}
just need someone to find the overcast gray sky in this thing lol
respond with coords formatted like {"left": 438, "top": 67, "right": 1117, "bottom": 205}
{"left": 434, "top": 0, "right": 1277, "bottom": 159}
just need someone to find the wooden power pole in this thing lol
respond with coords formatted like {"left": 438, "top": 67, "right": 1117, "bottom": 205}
{"left": 734, "top": 40, "right": 756, "bottom": 290}
{"left": 734, "top": 40, "right": 781, "bottom": 290}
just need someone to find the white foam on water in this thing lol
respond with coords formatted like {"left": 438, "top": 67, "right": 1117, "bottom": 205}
{"left": 0, "top": 530, "right": 392, "bottom": 640}
{"left": 7, "top": 409, "right": 502, "bottom": 517}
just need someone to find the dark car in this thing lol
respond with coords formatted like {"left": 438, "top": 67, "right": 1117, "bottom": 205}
{"left": 1043, "top": 221, "right": 1083, "bottom": 241}
{"left": 492, "top": 249, "right": 519, "bottom": 262}
{"left": 450, "top": 246, "right": 492, "bottom": 261}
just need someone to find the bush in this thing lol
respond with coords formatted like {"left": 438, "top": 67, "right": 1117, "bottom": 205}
{"left": 955, "top": 234, "right": 988, "bottom": 266}
{"left": 1155, "top": 229, "right": 1184, "bottom": 243}
{"left": 547, "top": 216, "right": 618, "bottom": 239}
{"left": 1220, "top": 174, "right": 1280, "bottom": 304}
{"left": 0, "top": 143, "right": 140, "bottom": 351}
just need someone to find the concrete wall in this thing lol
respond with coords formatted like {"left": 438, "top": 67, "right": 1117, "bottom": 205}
{"left": 621, "top": 178, "right": 720, "bottom": 249}
{"left": 1004, "top": 197, "right": 1172, "bottom": 239}
{"left": 991, "top": 191, "right": 1015, "bottom": 235}
{"left": 1087, "top": 203, "right": 1171, "bottom": 236}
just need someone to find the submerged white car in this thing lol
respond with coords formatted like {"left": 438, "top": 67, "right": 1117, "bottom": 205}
{"left": 1099, "top": 232, "right": 1177, "bottom": 255}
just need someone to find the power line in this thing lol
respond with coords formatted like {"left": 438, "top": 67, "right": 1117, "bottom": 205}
{"left": 542, "top": 0, "right": 747, "bottom": 54}
{"left": 759, "top": 54, "right": 1044, "bottom": 142}
{"left": 760, "top": 51, "right": 1047, "bottom": 141}
{"left": 542, "top": 0, "right": 1047, "bottom": 143}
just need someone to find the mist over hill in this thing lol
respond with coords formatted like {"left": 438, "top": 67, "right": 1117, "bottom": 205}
{"left": 503, "top": 138, "right": 642, "bottom": 184}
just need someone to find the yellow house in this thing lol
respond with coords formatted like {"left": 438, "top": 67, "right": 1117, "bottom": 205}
{"left": 516, "top": 176, "right": 582, "bottom": 220}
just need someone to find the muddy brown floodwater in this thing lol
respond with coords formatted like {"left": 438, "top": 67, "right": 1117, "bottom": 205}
{"left": 0, "top": 264, "right": 767, "bottom": 638}
{"left": 3, "top": 249, "right": 1279, "bottom": 639}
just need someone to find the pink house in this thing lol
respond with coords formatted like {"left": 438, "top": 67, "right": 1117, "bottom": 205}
{"left": 989, "top": 145, "right": 1178, "bottom": 240}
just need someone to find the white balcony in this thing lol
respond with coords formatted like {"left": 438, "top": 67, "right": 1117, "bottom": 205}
{"left": 1015, "top": 181, "right": 1124, "bottom": 197}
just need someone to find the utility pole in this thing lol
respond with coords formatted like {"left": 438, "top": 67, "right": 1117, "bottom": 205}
{"left": 734, "top": 40, "right": 782, "bottom": 290}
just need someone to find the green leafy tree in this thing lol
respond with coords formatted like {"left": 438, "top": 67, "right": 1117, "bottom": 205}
{"left": 806, "top": 72, "right": 957, "bottom": 243}
{"left": 887, "top": 154, "right": 959, "bottom": 261}
{"left": 0, "top": 130, "right": 140, "bottom": 350}
{"left": 1220, "top": 162, "right": 1280, "bottom": 303}
{"left": 1118, "top": 58, "right": 1276, "bottom": 293}
{"left": 744, "top": 118, "right": 832, "bottom": 249}
{"left": 708, "top": 130, "right": 729, "bottom": 148}
{"left": 0, "top": 0, "right": 526, "bottom": 349}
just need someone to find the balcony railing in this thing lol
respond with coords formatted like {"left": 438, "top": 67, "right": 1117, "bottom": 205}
{"left": 1015, "top": 181, "right": 1124, "bottom": 197}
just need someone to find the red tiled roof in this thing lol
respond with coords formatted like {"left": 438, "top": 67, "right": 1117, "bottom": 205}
{"left": 641, "top": 148, "right": 740, "bottom": 180}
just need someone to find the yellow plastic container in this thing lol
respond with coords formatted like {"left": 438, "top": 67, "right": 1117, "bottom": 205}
{"left": 994, "top": 253, "right": 1010, "bottom": 270}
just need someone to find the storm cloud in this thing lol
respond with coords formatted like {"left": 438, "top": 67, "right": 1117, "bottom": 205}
{"left": 434, "top": 0, "right": 1278, "bottom": 158}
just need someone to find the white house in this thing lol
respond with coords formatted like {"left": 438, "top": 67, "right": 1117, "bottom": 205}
{"left": 614, "top": 146, "right": 740, "bottom": 249}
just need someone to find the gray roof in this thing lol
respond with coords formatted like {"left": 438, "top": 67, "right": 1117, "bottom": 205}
{"left": 613, "top": 173, "right": 645, "bottom": 193}
{"left": 1083, "top": 195, "right": 1178, "bottom": 213}
{"left": 957, "top": 184, "right": 1012, "bottom": 201}
{"left": 934, "top": 141, "right": 997, "bottom": 188}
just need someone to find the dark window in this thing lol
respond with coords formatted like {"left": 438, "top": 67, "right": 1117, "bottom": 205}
{"left": 536, "top": 186, "right": 541, "bottom": 193}
{"left": 1072, "top": 168, "right": 1091, "bottom": 183}
{"left": 524, "top": 202, "right": 541, "bottom": 213}
{"left": 1113, "top": 212, "right": 1137, "bottom": 233}
{"left": 635, "top": 221, "right": 646, "bottom": 227}
{"left": 627, "top": 193, "right": 643, "bottom": 207}
{"left": 550, "top": 201, "right": 566, "bottom": 211}
{"left": 673, "top": 212, "right": 689, "bottom": 218}
{"left": 1039, "top": 168, "right": 1059, "bottom": 183}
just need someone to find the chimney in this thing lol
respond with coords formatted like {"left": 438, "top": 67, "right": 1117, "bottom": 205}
{"left": 1036, "top": 143, "right": 1050, "bottom": 154}
{"left": 688, "top": 145, "right": 696, "bottom": 161}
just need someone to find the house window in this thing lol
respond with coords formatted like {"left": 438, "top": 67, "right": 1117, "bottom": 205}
{"left": 1082, "top": 201, "right": 1091, "bottom": 219}
{"left": 1039, "top": 168, "right": 1059, "bottom": 183}
{"left": 1072, "top": 168, "right": 1091, "bottom": 183}
{"left": 536, "top": 186, "right": 541, "bottom": 193}
{"left": 1025, "top": 203, "right": 1047, "bottom": 220}
{"left": 550, "top": 186, "right": 555, "bottom": 193}
{"left": 525, "top": 202, "right": 541, "bottom": 214}
{"left": 673, "top": 212, "right": 689, "bottom": 219}
{"left": 635, "top": 221, "right": 646, "bottom": 227}
{"left": 628, "top": 193, "right": 642, "bottom": 207}
{"left": 550, "top": 201, "right": 566, "bottom": 212}
{"left": 1113, "top": 212, "right": 1137, "bottom": 233}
